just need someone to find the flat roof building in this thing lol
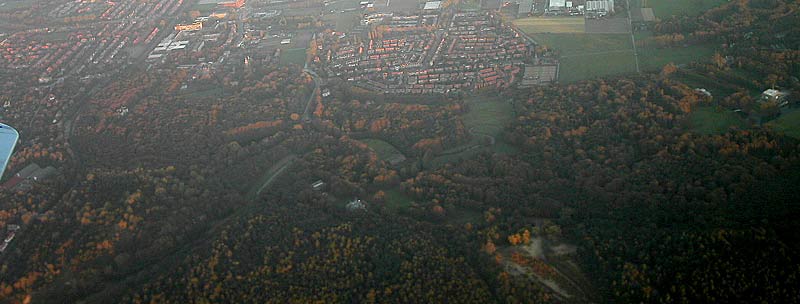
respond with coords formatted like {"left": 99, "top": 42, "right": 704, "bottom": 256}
{"left": 423, "top": 1, "right": 442, "bottom": 10}
{"left": 30, "top": 166, "right": 57, "bottom": 181}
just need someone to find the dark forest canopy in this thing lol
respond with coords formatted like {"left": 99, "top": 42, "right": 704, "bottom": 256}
{"left": 0, "top": 0, "right": 799, "bottom": 303}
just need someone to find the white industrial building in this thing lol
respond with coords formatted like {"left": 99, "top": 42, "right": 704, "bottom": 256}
{"left": 548, "top": 0, "right": 566, "bottom": 10}
{"left": 423, "top": 1, "right": 442, "bottom": 10}
{"left": 585, "top": 0, "right": 614, "bottom": 13}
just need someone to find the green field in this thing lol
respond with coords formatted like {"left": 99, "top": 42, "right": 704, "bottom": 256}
{"left": 462, "top": 97, "right": 515, "bottom": 136}
{"left": 383, "top": 189, "right": 414, "bottom": 212}
{"left": 514, "top": 17, "right": 586, "bottom": 34}
{"left": 529, "top": 33, "right": 717, "bottom": 82}
{"left": 558, "top": 52, "right": 637, "bottom": 82}
{"left": 639, "top": 0, "right": 728, "bottom": 18}
{"left": 362, "top": 139, "right": 404, "bottom": 161}
{"left": 689, "top": 106, "right": 748, "bottom": 135}
{"left": 279, "top": 48, "right": 307, "bottom": 66}
{"left": 530, "top": 33, "right": 632, "bottom": 56}
{"left": 639, "top": 45, "right": 716, "bottom": 70}
{"left": 675, "top": 72, "right": 739, "bottom": 98}
{"left": 767, "top": 110, "right": 800, "bottom": 139}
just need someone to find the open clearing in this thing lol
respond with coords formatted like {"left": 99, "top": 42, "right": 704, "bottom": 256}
{"left": 432, "top": 97, "right": 516, "bottom": 167}
{"left": 767, "top": 110, "right": 800, "bottom": 139}
{"left": 383, "top": 189, "right": 414, "bottom": 212}
{"left": 514, "top": 17, "right": 585, "bottom": 34}
{"left": 462, "top": 97, "right": 514, "bottom": 137}
{"left": 689, "top": 106, "right": 748, "bottom": 135}
{"left": 362, "top": 139, "right": 404, "bottom": 161}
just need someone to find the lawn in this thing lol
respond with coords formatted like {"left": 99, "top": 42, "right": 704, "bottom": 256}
{"left": 689, "top": 106, "right": 748, "bottom": 135}
{"left": 639, "top": 0, "right": 728, "bottom": 18}
{"left": 279, "top": 48, "right": 308, "bottom": 66}
{"left": 362, "top": 139, "right": 404, "bottom": 161}
{"left": 767, "top": 110, "right": 800, "bottom": 139}
{"left": 513, "top": 17, "right": 586, "bottom": 34}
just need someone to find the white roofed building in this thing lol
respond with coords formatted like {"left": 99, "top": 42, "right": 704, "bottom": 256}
{"left": 423, "top": 1, "right": 442, "bottom": 10}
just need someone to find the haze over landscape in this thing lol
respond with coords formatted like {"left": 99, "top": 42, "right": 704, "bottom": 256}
{"left": 0, "top": 0, "right": 799, "bottom": 302}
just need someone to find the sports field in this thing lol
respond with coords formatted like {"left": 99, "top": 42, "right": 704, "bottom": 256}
{"left": 513, "top": 17, "right": 585, "bottom": 34}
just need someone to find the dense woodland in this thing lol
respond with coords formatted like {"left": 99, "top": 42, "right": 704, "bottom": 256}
{"left": 0, "top": 0, "right": 799, "bottom": 303}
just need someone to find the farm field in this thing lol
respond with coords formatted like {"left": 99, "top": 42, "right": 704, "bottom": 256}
{"left": 514, "top": 17, "right": 586, "bottom": 34}
{"left": 689, "top": 106, "right": 748, "bottom": 135}
{"left": 767, "top": 110, "right": 800, "bottom": 139}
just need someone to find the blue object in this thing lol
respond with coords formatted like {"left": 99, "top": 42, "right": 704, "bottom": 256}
{"left": 0, "top": 123, "right": 19, "bottom": 179}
